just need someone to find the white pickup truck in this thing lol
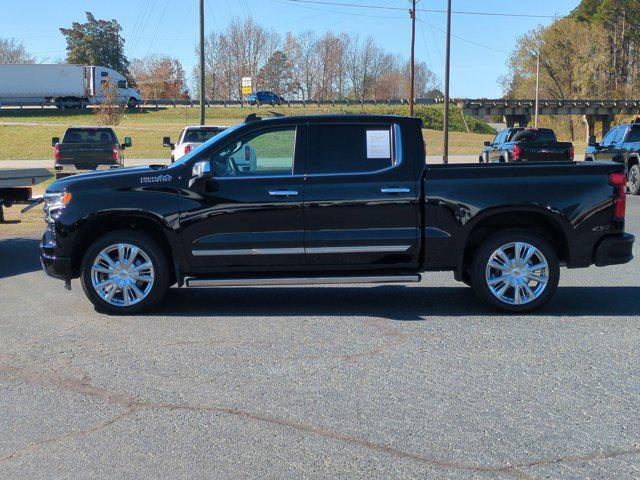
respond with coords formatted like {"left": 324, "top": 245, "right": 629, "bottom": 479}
{"left": 163, "top": 126, "right": 227, "bottom": 162}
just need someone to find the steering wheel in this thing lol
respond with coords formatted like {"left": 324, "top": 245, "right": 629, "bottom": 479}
{"left": 226, "top": 157, "right": 240, "bottom": 176}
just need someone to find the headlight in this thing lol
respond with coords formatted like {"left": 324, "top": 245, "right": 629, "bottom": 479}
{"left": 44, "top": 192, "right": 72, "bottom": 221}
{"left": 44, "top": 192, "right": 72, "bottom": 209}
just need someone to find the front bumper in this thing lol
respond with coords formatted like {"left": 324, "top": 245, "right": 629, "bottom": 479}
{"left": 54, "top": 163, "right": 121, "bottom": 175}
{"left": 594, "top": 233, "right": 635, "bottom": 267}
{"left": 40, "top": 228, "right": 73, "bottom": 280}
{"left": 40, "top": 248, "right": 73, "bottom": 280}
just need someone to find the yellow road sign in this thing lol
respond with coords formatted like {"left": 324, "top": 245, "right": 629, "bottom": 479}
{"left": 242, "top": 86, "right": 252, "bottom": 95}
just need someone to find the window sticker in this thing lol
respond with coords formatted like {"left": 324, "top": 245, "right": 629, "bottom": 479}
{"left": 366, "top": 130, "right": 391, "bottom": 159}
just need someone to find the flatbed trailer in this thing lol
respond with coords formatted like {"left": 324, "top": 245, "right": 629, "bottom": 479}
{"left": 0, "top": 168, "right": 52, "bottom": 223}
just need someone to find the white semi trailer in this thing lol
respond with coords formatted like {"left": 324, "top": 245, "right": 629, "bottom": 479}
{"left": 0, "top": 64, "right": 141, "bottom": 108}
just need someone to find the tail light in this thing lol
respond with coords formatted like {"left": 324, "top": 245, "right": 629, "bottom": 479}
{"left": 609, "top": 172, "right": 627, "bottom": 221}
{"left": 112, "top": 145, "right": 119, "bottom": 161}
{"left": 512, "top": 144, "right": 521, "bottom": 160}
{"left": 569, "top": 145, "right": 575, "bottom": 160}
{"left": 184, "top": 145, "right": 192, "bottom": 154}
{"left": 53, "top": 145, "right": 60, "bottom": 162}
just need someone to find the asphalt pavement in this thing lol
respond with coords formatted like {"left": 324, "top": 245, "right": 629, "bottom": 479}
{"left": 0, "top": 198, "right": 638, "bottom": 479}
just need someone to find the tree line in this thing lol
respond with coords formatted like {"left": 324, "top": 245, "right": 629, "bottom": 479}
{"left": 505, "top": 0, "right": 640, "bottom": 101}
{"left": 199, "top": 17, "right": 441, "bottom": 101}
{"left": 0, "top": 12, "right": 440, "bottom": 101}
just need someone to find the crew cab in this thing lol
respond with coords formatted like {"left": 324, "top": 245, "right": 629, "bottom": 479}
{"left": 163, "top": 125, "right": 227, "bottom": 162}
{"left": 52, "top": 126, "right": 131, "bottom": 179}
{"left": 40, "top": 114, "right": 634, "bottom": 315}
{"left": 481, "top": 128, "right": 574, "bottom": 163}
{"left": 585, "top": 121, "right": 640, "bottom": 195}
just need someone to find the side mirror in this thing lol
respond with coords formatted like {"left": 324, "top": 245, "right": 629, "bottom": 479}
{"left": 162, "top": 136, "right": 172, "bottom": 148}
{"left": 52, "top": 137, "right": 60, "bottom": 146}
{"left": 189, "top": 160, "right": 212, "bottom": 188}
{"left": 483, "top": 141, "right": 491, "bottom": 147}
{"left": 123, "top": 137, "right": 132, "bottom": 148}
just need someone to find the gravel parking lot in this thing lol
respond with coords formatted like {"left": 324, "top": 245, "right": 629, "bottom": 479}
{"left": 0, "top": 198, "right": 638, "bottom": 479}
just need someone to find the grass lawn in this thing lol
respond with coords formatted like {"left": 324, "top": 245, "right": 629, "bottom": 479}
{"left": 0, "top": 105, "right": 497, "bottom": 160}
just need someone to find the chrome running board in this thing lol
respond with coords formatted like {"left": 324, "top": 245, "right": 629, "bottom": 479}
{"left": 185, "top": 274, "right": 421, "bottom": 288}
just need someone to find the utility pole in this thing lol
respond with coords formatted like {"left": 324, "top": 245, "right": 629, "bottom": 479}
{"left": 443, "top": 0, "right": 452, "bottom": 164}
{"left": 409, "top": 0, "right": 416, "bottom": 117}
{"left": 199, "top": 0, "right": 205, "bottom": 126}
{"left": 534, "top": 49, "right": 540, "bottom": 128}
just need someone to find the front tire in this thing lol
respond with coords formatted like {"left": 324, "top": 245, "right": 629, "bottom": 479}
{"left": 80, "top": 230, "right": 169, "bottom": 314}
{"left": 628, "top": 164, "right": 640, "bottom": 195}
{"left": 470, "top": 231, "right": 559, "bottom": 312}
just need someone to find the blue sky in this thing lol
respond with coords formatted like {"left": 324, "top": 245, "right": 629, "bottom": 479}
{"left": 1, "top": 0, "right": 579, "bottom": 98}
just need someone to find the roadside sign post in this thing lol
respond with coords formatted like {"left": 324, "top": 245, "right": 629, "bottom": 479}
{"left": 242, "top": 77, "right": 252, "bottom": 102}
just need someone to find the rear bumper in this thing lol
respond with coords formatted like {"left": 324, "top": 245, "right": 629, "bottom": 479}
{"left": 54, "top": 163, "right": 121, "bottom": 174}
{"left": 594, "top": 233, "right": 635, "bottom": 267}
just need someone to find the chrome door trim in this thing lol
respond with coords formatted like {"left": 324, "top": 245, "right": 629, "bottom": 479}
{"left": 192, "top": 245, "right": 412, "bottom": 256}
{"left": 305, "top": 245, "right": 411, "bottom": 254}
{"left": 269, "top": 190, "right": 299, "bottom": 196}
{"left": 380, "top": 187, "right": 411, "bottom": 194}
{"left": 192, "top": 247, "right": 305, "bottom": 256}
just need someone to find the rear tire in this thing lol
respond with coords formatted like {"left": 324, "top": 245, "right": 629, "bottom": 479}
{"left": 80, "top": 230, "right": 169, "bottom": 314}
{"left": 628, "top": 164, "right": 640, "bottom": 195}
{"left": 470, "top": 230, "right": 559, "bottom": 313}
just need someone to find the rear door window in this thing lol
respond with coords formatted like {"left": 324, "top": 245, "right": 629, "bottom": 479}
{"left": 626, "top": 126, "right": 640, "bottom": 143}
{"left": 306, "top": 124, "right": 394, "bottom": 174}
{"left": 602, "top": 127, "right": 623, "bottom": 146}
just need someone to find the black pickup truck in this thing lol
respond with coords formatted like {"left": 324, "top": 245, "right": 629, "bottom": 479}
{"left": 40, "top": 114, "right": 633, "bottom": 314}
{"left": 585, "top": 122, "right": 640, "bottom": 195}
{"left": 481, "top": 128, "right": 574, "bottom": 163}
{"left": 52, "top": 127, "right": 132, "bottom": 179}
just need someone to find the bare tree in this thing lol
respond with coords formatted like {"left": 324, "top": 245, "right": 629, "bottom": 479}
{"left": 131, "top": 54, "right": 188, "bottom": 99}
{"left": 0, "top": 38, "right": 34, "bottom": 63}
{"left": 193, "top": 19, "right": 439, "bottom": 101}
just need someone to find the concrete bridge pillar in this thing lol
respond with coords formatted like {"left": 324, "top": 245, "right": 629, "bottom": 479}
{"left": 583, "top": 114, "right": 615, "bottom": 142}
{"left": 503, "top": 114, "right": 531, "bottom": 128}
{"left": 598, "top": 114, "right": 615, "bottom": 137}
{"left": 583, "top": 114, "right": 596, "bottom": 144}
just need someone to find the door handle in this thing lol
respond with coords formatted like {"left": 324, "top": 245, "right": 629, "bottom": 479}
{"left": 269, "top": 190, "right": 299, "bottom": 197}
{"left": 380, "top": 187, "right": 410, "bottom": 194}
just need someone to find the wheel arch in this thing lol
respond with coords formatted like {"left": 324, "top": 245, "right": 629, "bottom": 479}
{"left": 70, "top": 211, "right": 180, "bottom": 283}
{"left": 460, "top": 208, "right": 571, "bottom": 277}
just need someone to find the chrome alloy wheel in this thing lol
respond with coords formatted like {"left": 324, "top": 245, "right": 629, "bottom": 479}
{"left": 90, "top": 243, "right": 155, "bottom": 307}
{"left": 630, "top": 167, "right": 639, "bottom": 192}
{"left": 485, "top": 242, "right": 549, "bottom": 305}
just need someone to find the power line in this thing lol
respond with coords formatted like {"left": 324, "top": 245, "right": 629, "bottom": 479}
{"left": 417, "top": 18, "right": 510, "bottom": 54}
{"left": 281, "top": 0, "right": 560, "bottom": 19}
{"left": 144, "top": 0, "right": 172, "bottom": 57}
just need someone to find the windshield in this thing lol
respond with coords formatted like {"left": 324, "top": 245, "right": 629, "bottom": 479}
{"left": 169, "top": 123, "right": 244, "bottom": 168}
{"left": 184, "top": 128, "right": 226, "bottom": 143}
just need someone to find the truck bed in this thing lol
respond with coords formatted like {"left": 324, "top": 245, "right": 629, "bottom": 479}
{"left": 0, "top": 168, "right": 52, "bottom": 189}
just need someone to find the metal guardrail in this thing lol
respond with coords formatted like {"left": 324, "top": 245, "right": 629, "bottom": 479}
{"left": 0, "top": 98, "right": 444, "bottom": 109}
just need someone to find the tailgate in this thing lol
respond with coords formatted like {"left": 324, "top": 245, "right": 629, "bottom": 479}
{"left": 58, "top": 143, "right": 116, "bottom": 167}
{"left": 520, "top": 142, "right": 572, "bottom": 161}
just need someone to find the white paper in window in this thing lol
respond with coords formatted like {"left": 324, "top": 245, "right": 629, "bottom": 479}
{"left": 366, "top": 130, "right": 391, "bottom": 159}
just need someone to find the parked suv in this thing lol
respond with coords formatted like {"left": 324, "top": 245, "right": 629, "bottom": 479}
{"left": 246, "top": 91, "right": 285, "bottom": 105}
{"left": 585, "top": 122, "right": 640, "bottom": 195}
